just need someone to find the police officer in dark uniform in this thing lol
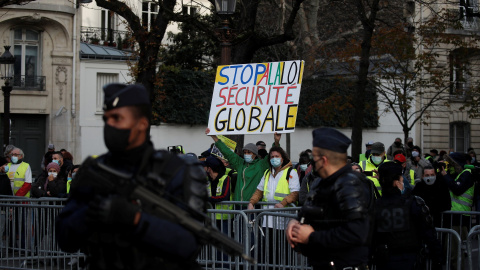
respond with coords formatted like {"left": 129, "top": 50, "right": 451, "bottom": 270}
{"left": 286, "top": 127, "right": 375, "bottom": 270}
{"left": 56, "top": 83, "right": 207, "bottom": 269}
{"left": 373, "top": 162, "right": 442, "bottom": 270}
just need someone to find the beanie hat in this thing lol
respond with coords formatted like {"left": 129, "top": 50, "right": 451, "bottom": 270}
{"left": 242, "top": 143, "right": 259, "bottom": 156}
{"left": 370, "top": 142, "right": 385, "bottom": 154}
{"left": 46, "top": 162, "right": 60, "bottom": 173}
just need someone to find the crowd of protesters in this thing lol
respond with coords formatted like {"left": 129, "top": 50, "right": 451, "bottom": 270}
{"left": 0, "top": 133, "right": 478, "bottom": 268}
{"left": 0, "top": 144, "right": 81, "bottom": 199}
{"left": 197, "top": 131, "right": 478, "bottom": 269}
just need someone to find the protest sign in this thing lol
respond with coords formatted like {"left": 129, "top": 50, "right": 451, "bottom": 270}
{"left": 211, "top": 135, "right": 237, "bottom": 160}
{"left": 208, "top": 60, "right": 304, "bottom": 135}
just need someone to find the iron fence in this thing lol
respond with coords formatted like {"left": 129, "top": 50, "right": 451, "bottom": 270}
{"left": 0, "top": 198, "right": 476, "bottom": 270}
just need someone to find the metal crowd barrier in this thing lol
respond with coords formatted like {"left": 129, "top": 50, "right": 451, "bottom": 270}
{"left": 440, "top": 211, "right": 480, "bottom": 270}
{"left": 0, "top": 197, "right": 477, "bottom": 270}
{"left": 467, "top": 225, "right": 480, "bottom": 270}
{"left": 0, "top": 197, "right": 84, "bottom": 270}
{"left": 200, "top": 201, "right": 306, "bottom": 270}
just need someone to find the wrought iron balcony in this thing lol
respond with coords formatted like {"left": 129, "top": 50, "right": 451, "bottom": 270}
{"left": 12, "top": 75, "right": 46, "bottom": 91}
{"left": 80, "top": 26, "right": 133, "bottom": 50}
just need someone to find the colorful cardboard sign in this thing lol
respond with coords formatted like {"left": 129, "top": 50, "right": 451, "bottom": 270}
{"left": 208, "top": 60, "right": 304, "bottom": 135}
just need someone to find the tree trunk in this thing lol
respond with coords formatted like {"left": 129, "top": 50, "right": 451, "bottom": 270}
{"left": 351, "top": 0, "right": 379, "bottom": 162}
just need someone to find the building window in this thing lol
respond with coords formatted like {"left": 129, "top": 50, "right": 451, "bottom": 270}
{"left": 182, "top": 5, "right": 197, "bottom": 15}
{"left": 450, "top": 121, "right": 470, "bottom": 152}
{"left": 449, "top": 52, "right": 468, "bottom": 97}
{"left": 13, "top": 28, "right": 41, "bottom": 88}
{"left": 142, "top": 1, "right": 159, "bottom": 31}
{"left": 101, "top": 10, "right": 115, "bottom": 42}
{"left": 96, "top": 73, "right": 119, "bottom": 112}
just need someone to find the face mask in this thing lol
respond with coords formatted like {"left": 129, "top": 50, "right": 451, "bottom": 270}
{"left": 412, "top": 151, "right": 419, "bottom": 157}
{"left": 104, "top": 124, "right": 131, "bottom": 153}
{"left": 401, "top": 187, "right": 406, "bottom": 194}
{"left": 472, "top": 157, "right": 476, "bottom": 163}
{"left": 72, "top": 172, "right": 77, "bottom": 179}
{"left": 300, "top": 164, "right": 308, "bottom": 171}
{"left": 4, "top": 165, "right": 8, "bottom": 173}
{"left": 48, "top": 172, "right": 57, "bottom": 177}
{"left": 270, "top": 158, "right": 282, "bottom": 168}
{"left": 11, "top": 156, "right": 18, "bottom": 164}
{"left": 423, "top": 176, "right": 436, "bottom": 185}
{"left": 244, "top": 154, "right": 253, "bottom": 163}
{"left": 371, "top": 156, "right": 382, "bottom": 165}
{"left": 394, "top": 142, "right": 401, "bottom": 147}
{"left": 52, "top": 160, "right": 60, "bottom": 166}
{"left": 67, "top": 177, "right": 72, "bottom": 181}
{"left": 313, "top": 159, "right": 324, "bottom": 175}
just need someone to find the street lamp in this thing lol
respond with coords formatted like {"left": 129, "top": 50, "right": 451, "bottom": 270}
{"left": 214, "top": 0, "right": 245, "bottom": 153}
{"left": 0, "top": 46, "right": 15, "bottom": 150}
{"left": 214, "top": 0, "right": 236, "bottom": 65}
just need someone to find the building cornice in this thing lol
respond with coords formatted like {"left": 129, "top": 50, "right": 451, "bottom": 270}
{"left": 4, "top": 3, "right": 75, "bottom": 15}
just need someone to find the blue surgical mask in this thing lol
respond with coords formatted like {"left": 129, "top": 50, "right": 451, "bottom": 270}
{"left": 48, "top": 172, "right": 57, "bottom": 177}
{"left": 300, "top": 164, "right": 308, "bottom": 171}
{"left": 270, "top": 158, "right": 282, "bottom": 167}
{"left": 67, "top": 177, "right": 72, "bottom": 181}
{"left": 52, "top": 160, "right": 60, "bottom": 165}
{"left": 244, "top": 155, "right": 253, "bottom": 163}
{"left": 371, "top": 156, "right": 382, "bottom": 165}
{"left": 11, "top": 156, "right": 18, "bottom": 164}
{"left": 412, "top": 151, "right": 419, "bottom": 157}
{"left": 4, "top": 165, "right": 8, "bottom": 173}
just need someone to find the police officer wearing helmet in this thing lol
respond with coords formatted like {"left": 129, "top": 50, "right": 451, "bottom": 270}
{"left": 56, "top": 83, "right": 207, "bottom": 270}
{"left": 373, "top": 162, "right": 442, "bottom": 270}
{"left": 286, "top": 127, "right": 375, "bottom": 270}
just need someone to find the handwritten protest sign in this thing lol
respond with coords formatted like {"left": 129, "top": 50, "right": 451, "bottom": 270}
{"left": 208, "top": 60, "right": 304, "bottom": 135}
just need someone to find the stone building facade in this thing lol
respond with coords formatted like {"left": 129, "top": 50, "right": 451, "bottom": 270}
{"left": 0, "top": 0, "right": 80, "bottom": 177}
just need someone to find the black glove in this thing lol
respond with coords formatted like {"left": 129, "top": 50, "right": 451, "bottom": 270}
{"left": 86, "top": 195, "right": 140, "bottom": 229}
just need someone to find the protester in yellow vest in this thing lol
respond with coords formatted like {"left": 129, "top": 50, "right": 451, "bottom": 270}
{"left": 360, "top": 142, "right": 388, "bottom": 195}
{"left": 248, "top": 146, "right": 299, "bottom": 210}
{"left": 204, "top": 156, "right": 233, "bottom": 221}
{"left": 7, "top": 148, "right": 32, "bottom": 197}
{"left": 203, "top": 155, "right": 232, "bottom": 269}
{"left": 66, "top": 165, "right": 80, "bottom": 195}
{"left": 248, "top": 146, "right": 300, "bottom": 267}
{"left": 440, "top": 152, "right": 474, "bottom": 270}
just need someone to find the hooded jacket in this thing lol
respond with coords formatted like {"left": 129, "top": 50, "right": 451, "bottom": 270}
{"left": 214, "top": 140, "right": 271, "bottom": 202}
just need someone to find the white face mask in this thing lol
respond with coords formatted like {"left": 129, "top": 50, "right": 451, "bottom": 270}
{"left": 423, "top": 176, "right": 436, "bottom": 185}
{"left": 300, "top": 164, "right": 308, "bottom": 171}
{"left": 48, "top": 172, "right": 57, "bottom": 177}
{"left": 412, "top": 151, "right": 419, "bottom": 157}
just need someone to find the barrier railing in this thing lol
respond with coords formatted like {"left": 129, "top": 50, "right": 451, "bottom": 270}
{"left": 436, "top": 228, "right": 462, "bottom": 270}
{"left": 253, "top": 211, "right": 310, "bottom": 270}
{"left": 0, "top": 197, "right": 83, "bottom": 270}
{"left": 0, "top": 197, "right": 477, "bottom": 270}
{"left": 466, "top": 225, "right": 480, "bottom": 270}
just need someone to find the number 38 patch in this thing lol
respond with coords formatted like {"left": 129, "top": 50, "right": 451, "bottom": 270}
{"left": 376, "top": 205, "right": 411, "bottom": 233}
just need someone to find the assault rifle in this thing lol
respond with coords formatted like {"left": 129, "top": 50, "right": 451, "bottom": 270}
{"left": 90, "top": 159, "right": 255, "bottom": 264}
